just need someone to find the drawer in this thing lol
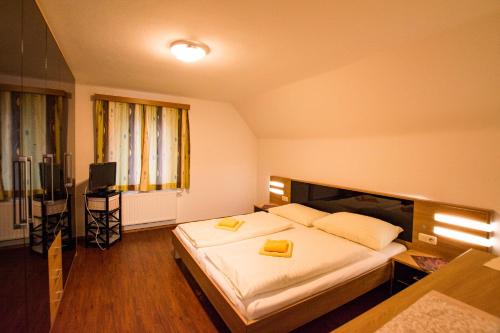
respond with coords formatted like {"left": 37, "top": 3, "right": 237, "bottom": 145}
{"left": 87, "top": 195, "right": 120, "bottom": 211}
{"left": 48, "top": 232, "right": 63, "bottom": 326}
{"left": 33, "top": 199, "right": 68, "bottom": 217}
{"left": 393, "top": 261, "right": 428, "bottom": 292}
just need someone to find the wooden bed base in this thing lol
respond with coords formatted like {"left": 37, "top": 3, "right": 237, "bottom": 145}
{"left": 172, "top": 231, "right": 392, "bottom": 333}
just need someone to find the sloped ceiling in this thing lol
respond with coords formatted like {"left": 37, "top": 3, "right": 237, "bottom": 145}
{"left": 37, "top": 0, "right": 500, "bottom": 138}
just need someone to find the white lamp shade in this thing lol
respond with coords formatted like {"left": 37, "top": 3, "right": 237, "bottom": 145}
{"left": 170, "top": 40, "right": 209, "bottom": 63}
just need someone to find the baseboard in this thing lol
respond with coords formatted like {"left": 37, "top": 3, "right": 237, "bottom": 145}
{"left": 0, "top": 238, "right": 25, "bottom": 248}
{"left": 123, "top": 220, "right": 176, "bottom": 232}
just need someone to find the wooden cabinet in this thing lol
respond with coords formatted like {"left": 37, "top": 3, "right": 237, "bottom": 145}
{"left": 391, "top": 250, "right": 436, "bottom": 293}
{"left": 48, "top": 232, "right": 63, "bottom": 325}
{"left": 0, "top": 0, "right": 76, "bottom": 331}
{"left": 392, "top": 261, "right": 428, "bottom": 293}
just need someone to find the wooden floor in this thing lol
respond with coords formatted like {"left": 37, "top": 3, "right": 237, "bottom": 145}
{"left": 53, "top": 227, "right": 391, "bottom": 333}
{"left": 0, "top": 243, "right": 74, "bottom": 333}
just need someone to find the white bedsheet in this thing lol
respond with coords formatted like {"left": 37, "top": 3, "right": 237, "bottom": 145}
{"left": 204, "top": 227, "right": 373, "bottom": 300}
{"left": 176, "top": 211, "right": 292, "bottom": 248}
{"left": 173, "top": 225, "right": 406, "bottom": 320}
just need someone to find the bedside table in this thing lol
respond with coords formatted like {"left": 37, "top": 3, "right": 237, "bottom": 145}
{"left": 254, "top": 203, "right": 278, "bottom": 212}
{"left": 391, "top": 250, "right": 436, "bottom": 294}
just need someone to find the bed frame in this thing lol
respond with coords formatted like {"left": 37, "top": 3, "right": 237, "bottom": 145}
{"left": 173, "top": 176, "right": 493, "bottom": 331}
{"left": 172, "top": 231, "right": 392, "bottom": 333}
{"left": 172, "top": 177, "right": 417, "bottom": 332}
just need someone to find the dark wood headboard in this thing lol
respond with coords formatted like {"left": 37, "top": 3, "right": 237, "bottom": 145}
{"left": 268, "top": 175, "right": 493, "bottom": 259}
{"left": 290, "top": 180, "right": 414, "bottom": 242}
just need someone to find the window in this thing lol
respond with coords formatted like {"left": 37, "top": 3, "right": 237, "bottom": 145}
{"left": 94, "top": 96, "right": 190, "bottom": 191}
{"left": 0, "top": 90, "right": 66, "bottom": 200}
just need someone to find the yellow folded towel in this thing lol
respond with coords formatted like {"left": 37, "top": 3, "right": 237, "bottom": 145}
{"left": 215, "top": 217, "right": 244, "bottom": 231}
{"left": 263, "top": 239, "right": 289, "bottom": 253}
{"left": 259, "top": 240, "right": 293, "bottom": 258}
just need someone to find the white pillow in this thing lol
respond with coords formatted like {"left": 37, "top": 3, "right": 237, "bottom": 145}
{"left": 268, "top": 203, "right": 329, "bottom": 227}
{"left": 313, "top": 212, "right": 403, "bottom": 250}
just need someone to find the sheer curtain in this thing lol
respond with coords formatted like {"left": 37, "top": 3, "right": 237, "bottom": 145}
{"left": 0, "top": 91, "right": 65, "bottom": 200}
{"left": 94, "top": 99, "right": 190, "bottom": 191}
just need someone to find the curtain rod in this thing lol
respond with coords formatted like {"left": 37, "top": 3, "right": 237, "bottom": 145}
{"left": 92, "top": 94, "right": 190, "bottom": 110}
{"left": 0, "top": 84, "right": 71, "bottom": 98}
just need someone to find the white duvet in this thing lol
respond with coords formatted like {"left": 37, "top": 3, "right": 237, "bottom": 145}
{"left": 204, "top": 228, "right": 373, "bottom": 300}
{"left": 176, "top": 212, "right": 293, "bottom": 248}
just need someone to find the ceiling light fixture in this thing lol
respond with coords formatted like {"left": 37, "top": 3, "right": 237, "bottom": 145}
{"left": 170, "top": 40, "right": 209, "bottom": 63}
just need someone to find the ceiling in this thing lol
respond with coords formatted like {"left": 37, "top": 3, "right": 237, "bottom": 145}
{"left": 36, "top": 0, "right": 499, "bottom": 105}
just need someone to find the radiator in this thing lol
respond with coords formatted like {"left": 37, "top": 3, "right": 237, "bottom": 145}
{"left": 0, "top": 201, "right": 25, "bottom": 242}
{"left": 122, "top": 191, "right": 177, "bottom": 226}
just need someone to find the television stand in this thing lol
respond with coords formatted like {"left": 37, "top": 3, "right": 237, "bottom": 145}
{"left": 30, "top": 194, "right": 73, "bottom": 255}
{"left": 94, "top": 189, "right": 116, "bottom": 195}
{"left": 84, "top": 191, "right": 122, "bottom": 248}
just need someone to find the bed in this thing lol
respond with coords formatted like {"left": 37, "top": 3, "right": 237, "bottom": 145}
{"left": 172, "top": 214, "right": 407, "bottom": 331}
{"left": 172, "top": 179, "right": 414, "bottom": 332}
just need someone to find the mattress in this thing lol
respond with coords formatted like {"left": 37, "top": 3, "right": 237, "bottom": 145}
{"left": 176, "top": 211, "right": 293, "bottom": 248}
{"left": 173, "top": 221, "right": 406, "bottom": 321}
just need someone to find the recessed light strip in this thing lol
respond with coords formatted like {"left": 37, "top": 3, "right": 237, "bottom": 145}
{"left": 269, "top": 187, "right": 284, "bottom": 195}
{"left": 434, "top": 213, "right": 493, "bottom": 232}
{"left": 433, "top": 226, "right": 493, "bottom": 247}
{"left": 269, "top": 181, "right": 285, "bottom": 188}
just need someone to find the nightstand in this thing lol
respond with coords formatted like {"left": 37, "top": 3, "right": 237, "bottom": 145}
{"left": 391, "top": 250, "right": 436, "bottom": 294}
{"left": 254, "top": 203, "right": 278, "bottom": 212}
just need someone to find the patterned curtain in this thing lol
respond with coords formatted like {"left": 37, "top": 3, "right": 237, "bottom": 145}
{"left": 95, "top": 99, "right": 190, "bottom": 191}
{"left": 0, "top": 91, "right": 65, "bottom": 200}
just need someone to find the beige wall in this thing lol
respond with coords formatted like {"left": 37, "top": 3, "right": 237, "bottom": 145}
{"left": 74, "top": 83, "right": 257, "bottom": 235}
{"left": 257, "top": 131, "right": 500, "bottom": 253}
{"left": 249, "top": 13, "right": 500, "bottom": 254}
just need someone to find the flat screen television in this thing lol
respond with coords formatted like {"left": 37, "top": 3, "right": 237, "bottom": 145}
{"left": 39, "top": 162, "right": 63, "bottom": 199}
{"left": 89, "top": 162, "right": 117, "bottom": 193}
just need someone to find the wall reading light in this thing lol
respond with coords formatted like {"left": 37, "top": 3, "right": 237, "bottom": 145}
{"left": 269, "top": 187, "right": 285, "bottom": 195}
{"left": 434, "top": 213, "right": 493, "bottom": 232}
{"left": 269, "top": 181, "right": 285, "bottom": 188}
{"left": 433, "top": 226, "right": 493, "bottom": 247}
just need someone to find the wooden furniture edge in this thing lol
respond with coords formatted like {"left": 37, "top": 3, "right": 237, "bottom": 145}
{"left": 92, "top": 94, "right": 190, "bottom": 110}
{"left": 248, "top": 262, "right": 392, "bottom": 333}
{"left": 271, "top": 175, "right": 494, "bottom": 259}
{"left": 0, "top": 83, "right": 72, "bottom": 98}
{"left": 272, "top": 175, "right": 494, "bottom": 213}
{"left": 172, "top": 231, "right": 248, "bottom": 333}
{"left": 333, "top": 249, "right": 500, "bottom": 332}
{"left": 171, "top": 230, "right": 392, "bottom": 333}
{"left": 392, "top": 250, "right": 437, "bottom": 272}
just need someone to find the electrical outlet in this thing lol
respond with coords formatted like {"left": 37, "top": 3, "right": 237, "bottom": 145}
{"left": 281, "top": 195, "right": 289, "bottom": 202}
{"left": 418, "top": 232, "right": 437, "bottom": 245}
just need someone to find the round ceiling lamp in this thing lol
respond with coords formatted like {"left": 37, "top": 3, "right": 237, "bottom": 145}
{"left": 170, "top": 40, "right": 209, "bottom": 63}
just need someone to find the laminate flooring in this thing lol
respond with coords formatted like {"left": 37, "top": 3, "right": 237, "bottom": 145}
{"left": 52, "top": 227, "right": 390, "bottom": 332}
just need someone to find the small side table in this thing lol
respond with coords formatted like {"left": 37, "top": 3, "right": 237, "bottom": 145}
{"left": 254, "top": 203, "right": 278, "bottom": 213}
{"left": 84, "top": 191, "right": 122, "bottom": 248}
{"left": 30, "top": 195, "right": 73, "bottom": 256}
{"left": 391, "top": 250, "right": 443, "bottom": 294}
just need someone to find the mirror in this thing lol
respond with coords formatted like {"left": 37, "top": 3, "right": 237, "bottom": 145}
{"left": 0, "top": 0, "right": 76, "bottom": 331}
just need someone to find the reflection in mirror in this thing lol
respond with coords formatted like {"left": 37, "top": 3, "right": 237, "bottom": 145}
{"left": 0, "top": 0, "right": 27, "bottom": 331}
{"left": 0, "top": 0, "right": 76, "bottom": 331}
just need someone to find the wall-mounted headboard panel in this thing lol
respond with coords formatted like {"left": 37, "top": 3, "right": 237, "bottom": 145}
{"left": 269, "top": 176, "right": 493, "bottom": 260}
{"left": 269, "top": 176, "right": 292, "bottom": 205}
{"left": 412, "top": 201, "right": 493, "bottom": 259}
{"left": 291, "top": 181, "right": 414, "bottom": 242}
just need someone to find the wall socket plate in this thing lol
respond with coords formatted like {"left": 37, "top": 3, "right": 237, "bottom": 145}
{"left": 281, "top": 195, "right": 289, "bottom": 202}
{"left": 418, "top": 232, "right": 437, "bottom": 245}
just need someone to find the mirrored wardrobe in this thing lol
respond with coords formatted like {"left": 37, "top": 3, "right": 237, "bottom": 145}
{"left": 0, "top": 0, "right": 76, "bottom": 331}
